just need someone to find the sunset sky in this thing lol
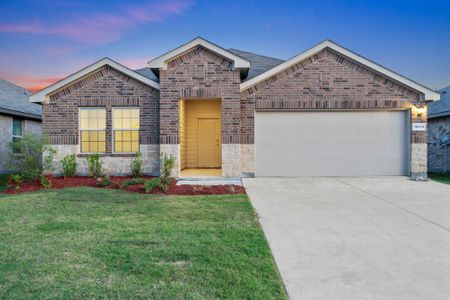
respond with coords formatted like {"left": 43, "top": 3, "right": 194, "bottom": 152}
{"left": 1, "top": 0, "right": 449, "bottom": 92}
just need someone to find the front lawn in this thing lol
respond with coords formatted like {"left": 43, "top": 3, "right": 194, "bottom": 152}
{"left": 429, "top": 173, "right": 450, "bottom": 185}
{"left": 0, "top": 188, "right": 286, "bottom": 299}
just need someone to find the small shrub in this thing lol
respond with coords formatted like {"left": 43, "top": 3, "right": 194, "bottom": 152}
{"left": 9, "top": 174, "right": 23, "bottom": 190}
{"left": 40, "top": 176, "right": 52, "bottom": 189}
{"left": 96, "top": 175, "right": 112, "bottom": 187}
{"left": 61, "top": 154, "right": 77, "bottom": 178}
{"left": 160, "top": 153, "right": 176, "bottom": 179}
{"left": 144, "top": 177, "right": 172, "bottom": 193}
{"left": 8, "top": 134, "right": 56, "bottom": 181}
{"left": 87, "top": 154, "right": 103, "bottom": 178}
{"left": 120, "top": 178, "right": 145, "bottom": 189}
{"left": 144, "top": 177, "right": 162, "bottom": 193}
{"left": 130, "top": 152, "right": 143, "bottom": 178}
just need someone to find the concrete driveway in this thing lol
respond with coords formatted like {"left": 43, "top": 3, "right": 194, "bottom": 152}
{"left": 243, "top": 177, "right": 450, "bottom": 300}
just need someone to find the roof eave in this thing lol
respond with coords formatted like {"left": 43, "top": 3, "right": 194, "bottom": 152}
{"left": 0, "top": 108, "right": 42, "bottom": 120}
{"left": 30, "top": 58, "right": 160, "bottom": 103}
{"left": 240, "top": 40, "right": 440, "bottom": 101}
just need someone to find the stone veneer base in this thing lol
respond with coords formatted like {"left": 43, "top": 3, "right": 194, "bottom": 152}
{"left": 47, "top": 144, "right": 160, "bottom": 176}
{"left": 411, "top": 143, "right": 428, "bottom": 180}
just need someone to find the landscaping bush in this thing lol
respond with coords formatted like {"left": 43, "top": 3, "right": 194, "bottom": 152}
{"left": 9, "top": 174, "right": 23, "bottom": 190}
{"left": 8, "top": 134, "right": 56, "bottom": 181}
{"left": 86, "top": 154, "right": 103, "bottom": 178}
{"left": 61, "top": 154, "right": 77, "bottom": 178}
{"left": 40, "top": 176, "right": 52, "bottom": 189}
{"left": 96, "top": 175, "right": 112, "bottom": 187}
{"left": 144, "top": 177, "right": 167, "bottom": 193}
{"left": 120, "top": 178, "right": 145, "bottom": 189}
{"left": 130, "top": 152, "right": 143, "bottom": 178}
{"left": 142, "top": 153, "right": 175, "bottom": 193}
{"left": 160, "top": 153, "right": 176, "bottom": 179}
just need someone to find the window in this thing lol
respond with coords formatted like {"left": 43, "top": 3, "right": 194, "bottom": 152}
{"left": 113, "top": 108, "right": 139, "bottom": 153}
{"left": 12, "top": 118, "right": 23, "bottom": 153}
{"left": 79, "top": 108, "right": 106, "bottom": 153}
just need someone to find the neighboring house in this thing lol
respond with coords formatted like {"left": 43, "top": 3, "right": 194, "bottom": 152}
{"left": 30, "top": 37, "right": 439, "bottom": 179}
{"left": 428, "top": 86, "right": 450, "bottom": 173}
{"left": 0, "top": 79, "right": 42, "bottom": 173}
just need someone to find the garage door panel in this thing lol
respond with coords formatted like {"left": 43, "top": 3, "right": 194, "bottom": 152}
{"left": 255, "top": 111, "right": 409, "bottom": 177}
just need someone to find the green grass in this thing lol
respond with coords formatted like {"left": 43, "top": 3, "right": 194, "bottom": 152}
{"left": 429, "top": 173, "right": 450, "bottom": 185}
{"left": 0, "top": 188, "right": 286, "bottom": 299}
{"left": 0, "top": 174, "right": 9, "bottom": 192}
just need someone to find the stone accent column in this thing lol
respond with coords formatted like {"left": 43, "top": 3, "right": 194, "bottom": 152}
{"left": 411, "top": 143, "right": 427, "bottom": 180}
{"left": 222, "top": 144, "right": 240, "bottom": 177}
{"left": 240, "top": 144, "right": 255, "bottom": 176}
{"left": 411, "top": 104, "right": 428, "bottom": 180}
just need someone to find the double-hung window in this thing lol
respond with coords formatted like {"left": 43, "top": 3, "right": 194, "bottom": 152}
{"left": 12, "top": 118, "right": 23, "bottom": 153}
{"left": 113, "top": 108, "right": 140, "bottom": 153}
{"left": 79, "top": 108, "right": 106, "bottom": 153}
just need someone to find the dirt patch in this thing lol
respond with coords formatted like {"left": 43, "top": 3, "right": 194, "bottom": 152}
{"left": 3, "top": 175, "right": 245, "bottom": 195}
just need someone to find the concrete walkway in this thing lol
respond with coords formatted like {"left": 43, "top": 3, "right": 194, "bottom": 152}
{"left": 243, "top": 177, "right": 450, "bottom": 300}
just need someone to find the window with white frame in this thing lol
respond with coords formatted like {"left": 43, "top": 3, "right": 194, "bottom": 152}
{"left": 79, "top": 108, "right": 106, "bottom": 153}
{"left": 12, "top": 118, "right": 23, "bottom": 153}
{"left": 113, "top": 108, "right": 140, "bottom": 153}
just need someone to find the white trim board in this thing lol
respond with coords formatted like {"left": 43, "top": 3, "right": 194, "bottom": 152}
{"left": 148, "top": 37, "right": 250, "bottom": 70}
{"left": 240, "top": 40, "right": 440, "bottom": 101}
{"left": 30, "top": 57, "right": 160, "bottom": 103}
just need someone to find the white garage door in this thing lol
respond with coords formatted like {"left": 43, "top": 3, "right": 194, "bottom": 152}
{"left": 255, "top": 111, "right": 409, "bottom": 176}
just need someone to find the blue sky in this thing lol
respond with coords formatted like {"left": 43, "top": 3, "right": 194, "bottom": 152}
{"left": 0, "top": 0, "right": 449, "bottom": 91}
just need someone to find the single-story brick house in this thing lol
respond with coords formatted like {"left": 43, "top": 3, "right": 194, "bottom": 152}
{"left": 30, "top": 37, "right": 439, "bottom": 179}
{"left": 428, "top": 85, "right": 450, "bottom": 173}
{"left": 0, "top": 79, "right": 42, "bottom": 173}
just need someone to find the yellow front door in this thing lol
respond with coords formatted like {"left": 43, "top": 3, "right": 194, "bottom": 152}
{"left": 197, "top": 118, "right": 221, "bottom": 168}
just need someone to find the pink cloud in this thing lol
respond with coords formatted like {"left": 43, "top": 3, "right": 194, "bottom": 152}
{"left": 0, "top": 72, "right": 61, "bottom": 92}
{"left": 118, "top": 57, "right": 155, "bottom": 69}
{"left": 0, "top": 0, "right": 196, "bottom": 45}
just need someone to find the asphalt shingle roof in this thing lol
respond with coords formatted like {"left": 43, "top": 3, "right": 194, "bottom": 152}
{"left": 0, "top": 79, "right": 41, "bottom": 118}
{"left": 134, "top": 67, "right": 159, "bottom": 82}
{"left": 134, "top": 48, "right": 284, "bottom": 83}
{"left": 227, "top": 49, "right": 284, "bottom": 81}
{"left": 428, "top": 85, "right": 450, "bottom": 119}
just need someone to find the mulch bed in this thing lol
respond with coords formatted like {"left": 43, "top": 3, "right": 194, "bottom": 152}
{"left": 3, "top": 175, "right": 246, "bottom": 195}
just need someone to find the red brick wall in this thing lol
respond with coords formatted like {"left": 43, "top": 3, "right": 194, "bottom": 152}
{"left": 43, "top": 66, "right": 160, "bottom": 152}
{"left": 159, "top": 46, "right": 241, "bottom": 144}
{"left": 240, "top": 48, "right": 423, "bottom": 144}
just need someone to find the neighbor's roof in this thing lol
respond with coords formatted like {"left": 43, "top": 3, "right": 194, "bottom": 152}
{"left": 240, "top": 39, "right": 440, "bottom": 101}
{"left": 428, "top": 86, "right": 450, "bottom": 118}
{"left": 30, "top": 57, "right": 160, "bottom": 103}
{"left": 0, "top": 79, "right": 41, "bottom": 119}
{"left": 227, "top": 49, "right": 284, "bottom": 81}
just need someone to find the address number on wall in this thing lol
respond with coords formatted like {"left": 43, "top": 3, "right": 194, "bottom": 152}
{"left": 412, "top": 123, "right": 427, "bottom": 131}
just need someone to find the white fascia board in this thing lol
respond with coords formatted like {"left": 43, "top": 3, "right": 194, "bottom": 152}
{"left": 148, "top": 37, "right": 250, "bottom": 69}
{"left": 30, "top": 58, "right": 160, "bottom": 103}
{"left": 240, "top": 40, "right": 440, "bottom": 101}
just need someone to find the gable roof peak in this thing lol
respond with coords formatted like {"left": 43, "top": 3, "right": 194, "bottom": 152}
{"left": 147, "top": 37, "right": 251, "bottom": 71}
{"left": 241, "top": 39, "right": 439, "bottom": 101}
{"left": 30, "top": 57, "right": 160, "bottom": 103}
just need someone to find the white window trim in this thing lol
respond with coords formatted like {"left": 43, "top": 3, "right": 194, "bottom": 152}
{"left": 79, "top": 107, "right": 107, "bottom": 154}
{"left": 112, "top": 107, "right": 140, "bottom": 154}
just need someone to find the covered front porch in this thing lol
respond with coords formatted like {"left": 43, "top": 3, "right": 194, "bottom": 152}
{"left": 179, "top": 98, "right": 222, "bottom": 178}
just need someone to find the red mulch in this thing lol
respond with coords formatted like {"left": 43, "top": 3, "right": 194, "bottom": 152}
{"left": 3, "top": 175, "right": 246, "bottom": 195}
